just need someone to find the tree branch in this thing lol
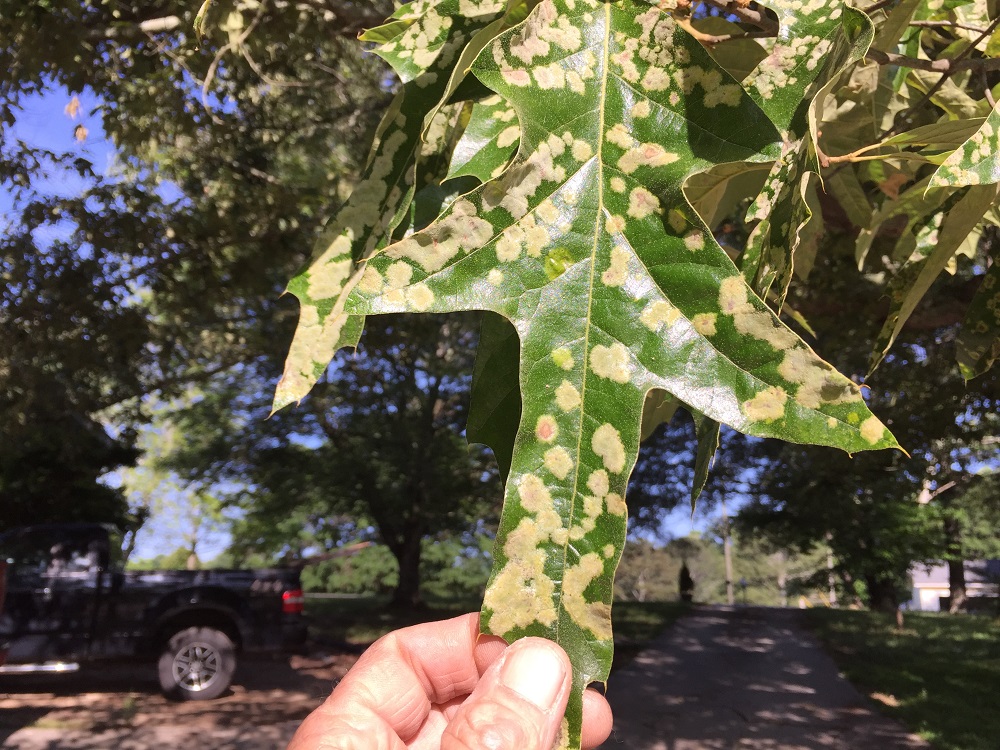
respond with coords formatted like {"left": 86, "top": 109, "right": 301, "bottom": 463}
{"left": 697, "top": 0, "right": 779, "bottom": 36}
{"left": 865, "top": 48, "right": 1000, "bottom": 73}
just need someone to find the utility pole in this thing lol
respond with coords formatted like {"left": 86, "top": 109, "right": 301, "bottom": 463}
{"left": 722, "top": 497, "right": 734, "bottom": 606}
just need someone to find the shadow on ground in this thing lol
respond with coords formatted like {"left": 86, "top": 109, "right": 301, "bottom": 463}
{"left": 604, "top": 607, "right": 929, "bottom": 750}
{"left": 0, "top": 650, "right": 358, "bottom": 748}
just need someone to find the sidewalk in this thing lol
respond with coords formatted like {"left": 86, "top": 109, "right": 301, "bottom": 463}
{"left": 602, "top": 606, "right": 929, "bottom": 749}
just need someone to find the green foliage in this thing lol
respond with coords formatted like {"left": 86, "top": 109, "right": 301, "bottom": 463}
{"left": 300, "top": 535, "right": 493, "bottom": 600}
{"left": 269, "top": 2, "right": 1000, "bottom": 743}
{"left": 805, "top": 609, "right": 1000, "bottom": 750}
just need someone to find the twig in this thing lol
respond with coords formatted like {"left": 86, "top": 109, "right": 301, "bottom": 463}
{"left": 699, "top": 0, "right": 779, "bottom": 35}
{"left": 909, "top": 20, "right": 989, "bottom": 34}
{"left": 677, "top": 17, "right": 773, "bottom": 45}
{"left": 883, "top": 14, "right": 1000, "bottom": 137}
{"left": 864, "top": 48, "right": 1000, "bottom": 73}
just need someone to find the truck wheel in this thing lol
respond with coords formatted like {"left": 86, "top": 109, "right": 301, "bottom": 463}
{"left": 158, "top": 627, "right": 235, "bottom": 701}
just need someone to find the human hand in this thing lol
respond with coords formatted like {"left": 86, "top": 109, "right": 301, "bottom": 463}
{"left": 287, "top": 613, "right": 613, "bottom": 750}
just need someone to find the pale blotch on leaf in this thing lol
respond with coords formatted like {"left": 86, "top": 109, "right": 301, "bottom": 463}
{"left": 308, "top": 254, "right": 352, "bottom": 301}
{"left": 544, "top": 447, "right": 573, "bottom": 479}
{"left": 601, "top": 245, "right": 629, "bottom": 287}
{"left": 610, "top": 176, "right": 627, "bottom": 193}
{"left": 484, "top": 518, "right": 557, "bottom": 633}
{"left": 605, "top": 493, "right": 626, "bottom": 516}
{"left": 590, "top": 342, "right": 632, "bottom": 383}
{"left": 587, "top": 469, "right": 609, "bottom": 498}
{"left": 743, "top": 386, "right": 788, "bottom": 422}
{"left": 618, "top": 143, "right": 680, "bottom": 174}
{"left": 693, "top": 313, "right": 717, "bottom": 337}
{"left": 778, "top": 347, "right": 859, "bottom": 409}
{"left": 555, "top": 380, "right": 582, "bottom": 411}
{"left": 605, "top": 215, "right": 627, "bottom": 234}
{"left": 552, "top": 347, "right": 575, "bottom": 370}
{"left": 592, "top": 424, "right": 626, "bottom": 473}
{"left": 536, "top": 414, "right": 559, "bottom": 443}
{"left": 563, "top": 553, "right": 612, "bottom": 640}
{"left": 488, "top": 269, "right": 504, "bottom": 286}
{"left": 627, "top": 187, "right": 661, "bottom": 220}
{"left": 386, "top": 261, "right": 414, "bottom": 289}
{"left": 406, "top": 284, "right": 435, "bottom": 311}
{"left": 860, "top": 416, "right": 886, "bottom": 445}
{"left": 641, "top": 300, "right": 681, "bottom": 332}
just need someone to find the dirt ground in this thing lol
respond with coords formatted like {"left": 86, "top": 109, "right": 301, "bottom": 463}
{"left": 0, "top": 649, "right": 359, "bottom": 749}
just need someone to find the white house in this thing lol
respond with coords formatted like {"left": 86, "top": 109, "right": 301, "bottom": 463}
{"left": 909, "top": 560, "right": 1000, "bottom": 611}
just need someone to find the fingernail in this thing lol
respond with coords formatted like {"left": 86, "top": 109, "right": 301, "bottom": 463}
{"left": 500, "top": 641, "right": 567, "bottom": 709}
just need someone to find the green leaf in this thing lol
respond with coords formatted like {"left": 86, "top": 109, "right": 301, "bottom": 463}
{"left": 869, "top": 185, "right": 1000, "bottom": 373}
{"left": 468, "top": 311, "right": 521, "bottom": 480}
{"left": 692, "top": 18, "right": 768, "bottom": 82}
{"left": 690, "top": 410, "right": 720, "bottom": 507}
{"left": 446, "top": 94, "right": 521, "bottom": 182}
{"left": 929, "top": 101, "right": 1000, "bottom": 188}
{"left": 872, "top": 0, "right": 924, "bottom": 51}
{"left": 684, "top": 161, "right": 770, "bottom": 231}
{"left": 883, "top": 118, "right": 986, "bottom": 149}
{"left": 273, "top": 1, "right": 509, "bottom": 411}
{"left": 956, "top": 257, "right": 1000, "bottom": 380}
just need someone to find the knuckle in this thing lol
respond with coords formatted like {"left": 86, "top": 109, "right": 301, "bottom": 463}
{"left": 443, "top": 699, "right": 538, "bottom": 750}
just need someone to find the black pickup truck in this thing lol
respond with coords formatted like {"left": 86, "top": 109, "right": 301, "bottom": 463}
{"left": 0, "top": 523, "right": 307, "bottom": 700}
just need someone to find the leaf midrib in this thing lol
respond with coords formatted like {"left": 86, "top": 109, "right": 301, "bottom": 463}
{"left": 557, "top": 1, "right": 612, "bottom": 642}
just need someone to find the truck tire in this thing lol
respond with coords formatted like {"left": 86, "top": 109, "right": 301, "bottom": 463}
{"left": 158, "top": 626, "right": 236, "bottom": 701}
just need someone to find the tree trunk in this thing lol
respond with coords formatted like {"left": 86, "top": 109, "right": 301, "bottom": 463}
{"left": 944, "top": 516, "right": 967, "bottom": 614}
{"left": 947, "top": 558, "right": 967, "bottom": 613}
{"left": 865, "top": 574, "right": 899, "bottom": 614}
{"left": 388, "top": 533, "right": 424, "bottom": 609}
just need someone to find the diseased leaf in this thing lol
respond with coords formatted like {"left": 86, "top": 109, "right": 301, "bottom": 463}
{"left": 929, "top": 101, "right": 1000, "bottom": 188}
{"left": 273, "top": 1, "right": 510, "bottom": 411}
{"left": 277, "top": 3, "right": 899, "bottom": 744}
{"left": 956, "top": 257, "right": 1000, "bottom": 380}
{"left": 742, "top": 4, "right": 875, "bottom": 306}
{"left": 869, "top": 185, "right": 1000, "bottom": 373}
{"left": 447, "top": 94, "right": 521, "bottom": 182}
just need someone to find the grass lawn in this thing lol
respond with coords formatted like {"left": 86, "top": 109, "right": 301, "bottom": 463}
{"left": 305, "top": 595, "right": 688, "bottom": 671}
{"left": 803, "top": 608, "right": 1000, "bottom": 750}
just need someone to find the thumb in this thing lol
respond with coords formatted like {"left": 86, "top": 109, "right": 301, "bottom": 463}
{"left": 442, "top": 637, "right": 571, "bottom": 750}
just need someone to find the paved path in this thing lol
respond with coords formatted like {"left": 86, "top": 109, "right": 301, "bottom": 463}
{"left": 2, "top": 723, "right": 299, "bottom": 749}
{"left": 602, "top": 606, "right": 929, "bottom": 750}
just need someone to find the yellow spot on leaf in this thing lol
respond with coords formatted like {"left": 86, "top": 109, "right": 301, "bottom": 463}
{"left": 605, "top": 493, "right": 626, "bottom": 516}
{"left": 593, "top": 424, "right": 626, "bottom": 473}
{"left": 590, "top": 343, "right": 632, "bottom": 383}
{"left": 693, "top": 313, "right": 717, "bottom": 337}
{"left": 860, "top": 416, "right": 885, "bottom": 444}
{"left": 587, "top": 470, "right": 609, "bottom": 498}
{"left": 743, "top": 387, "right": 787, "bottom": 422}
{"left": 555, "top": 380, "right": 581, "bottom": 411}
{"left": 406, "top": 283, "right": 435, "bottom": 311}
{"left": 564, "top": 553, "right": 612, "bottom": 639}
{"left": 552, "top": 347, "right": 575, "bottom": 371}
{"left": 544, "top": 447, "right": 573, "bottom": 480}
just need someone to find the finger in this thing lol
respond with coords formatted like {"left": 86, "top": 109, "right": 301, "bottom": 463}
{"left": 294, "top": 613, "right": 486, "bottom": 746}
{"left": 581, "top": 688, "right": 614, "bottom": 749}
{"left": 442, "top": 637, "right": 571, "bottom": 750}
